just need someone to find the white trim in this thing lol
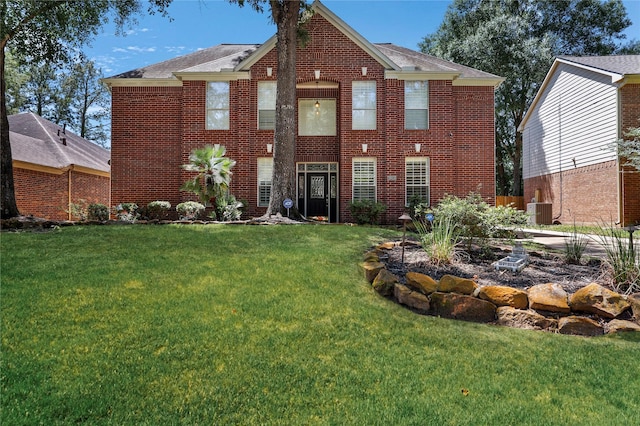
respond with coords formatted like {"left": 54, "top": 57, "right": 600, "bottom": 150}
{"left": 352, "top": 157, "right": 377, "bottom": 201}
{"left": 101, "top": 78, "right": 182, "bottom": 88}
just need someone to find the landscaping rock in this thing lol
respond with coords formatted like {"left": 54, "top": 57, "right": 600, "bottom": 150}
{"left": 394, "top": 284, "right": 430, "bottom": 314}
{"left": 558, "top": 316, "right": 604, "bottom": 336}
{"left": 377, "top": 242, "right": 396, "bottom": 250}
{"left": 528, "top": 283, "right": 570, "bottom": 314}
{"left": 628, "top": 293, "right": 640, "bottom": 323}
{"left": 437, "top": 275, "right": 478, "bottom": 295}
{"left": 605, "top": 319, "right": 640, "bottom": 334}
{"left": 496, "top": 306, "right": 557, "bottom": 330}
{"left": 372, "top": 269, "right": 399, "bottom": 297}
{"left": 569, "top": 283, "right": 630, "bottom": 319}
{"left": 405, "top": 272, "right": 439, "bottom": 295}
{"left": 363, "top": 250, "right": 380, "bottom": 262}
{"left": 479, "top": 286, "right": 529, "bottom": 309}
{"left": 360, "top": 261, "right": 385, "bottom": 283}
{"left": 430, "top": 292, "right": 496, "bottom": 323}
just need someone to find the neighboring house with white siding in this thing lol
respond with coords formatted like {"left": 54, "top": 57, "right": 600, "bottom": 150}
{"left": 519, "top": 55, "right": 640, "bottom": 226}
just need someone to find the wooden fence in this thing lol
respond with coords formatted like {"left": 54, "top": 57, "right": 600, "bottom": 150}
{"left": 495, "top": 196, "right": 525, "bottom": 211}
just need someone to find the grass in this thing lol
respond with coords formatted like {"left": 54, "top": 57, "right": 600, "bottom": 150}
{"left": 2, "top": 224, "right": 639, "bottom": 425}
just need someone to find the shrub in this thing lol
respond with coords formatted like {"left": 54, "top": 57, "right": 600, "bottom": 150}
{"left": 211, "top": 194, "right": 243, "bottom": 221}
{"left": 564, "top": 224, "right": 589, "bottom": 265}
{"left": 596, "top": 226, "right": 640, "bottom": 295}
{"left": 67, "top": 199, "right": 88, "bottom": 221}
{"left": 88, "top": 203, "right": 109, "bottom": 221}
{"left": 348, "top": 200, "right": 387, "bottom": 225}
{"left": 176, "top": 201, "right": 205, "bottom": 220}
{"left": 427, "top": 193, "right": 528, "bottom": 248}
{"left": 146, "top": 201, "right": 172, "bottom": 220}
{"left": 113, "top": 203, "right": 139, "bottom": 222}
{"left": 414, "top": 216, "right": 460, "bottom": 265}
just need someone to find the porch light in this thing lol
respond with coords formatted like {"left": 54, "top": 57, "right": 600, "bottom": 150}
{"left": 415, "top": 143, "right": 421, "bottom": 153}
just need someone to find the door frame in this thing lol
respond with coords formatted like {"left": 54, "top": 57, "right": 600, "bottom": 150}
{"left": 296, "top": 162, "right": 339, "bottom": 222}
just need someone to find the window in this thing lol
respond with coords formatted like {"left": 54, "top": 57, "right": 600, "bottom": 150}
{"left": 206, "top": 82, "right": 229, "bottom": 130}
{"left": 257, "top": 158, "right": 273, "bottom": 207}
{"left": 258, "top": 81, "right": 276, "bottom": 130}
{"left": 352, "top": 81, "right": 376, "bottom": 130}
{"left": 352, "top": 158, "right": 376, "bottom": 201}
{"left": 299, "top": 99, "right": 336, "bottom": 136}
{"left": 405, "top": 157, "right": 430, "bottom": 205}
{"left": 405, "top": 81, "right": 429, "bottom": 129}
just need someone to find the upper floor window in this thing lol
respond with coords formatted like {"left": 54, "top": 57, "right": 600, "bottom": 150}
{"left": 352, "top": 81, "right": 376, "bottom": 130}
{"left": 258, "top": 81, "right": 276, "bottom": 130}
{"left": 405, "top": 81, "right": 429, "bottom": 130}
{"left": 299, "top": 99, "right": 336, "bottom": 136}
{"left": 206, "top": 82, "right": 229, "bottom": 130}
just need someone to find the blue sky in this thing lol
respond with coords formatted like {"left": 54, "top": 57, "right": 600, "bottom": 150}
{"left": 87, "top": 0, "right": 640, "bottom": 77}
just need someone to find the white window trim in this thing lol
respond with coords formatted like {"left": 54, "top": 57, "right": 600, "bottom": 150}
{"left": 352, "top": 157, "right": 377, "bottom": 201}
{"left": 258, "top": 81, "right": 276, "bottom": 130}
{"left": 257, "top": 158, "right": 273, "bottom": 207}
{"left": 405, "top": 157, "right": 430, "bottom": 206}
{"left": 404, "top": 81, "right": 429, "bottom": 130}
{"left": 206, "top": 81, "right": 230, "bottom": 130}
{"left": 298, "top": 98, "right": 337, "bottom": 136}
{"left": 352, "top": 81, "right": 376, "bottom": 130}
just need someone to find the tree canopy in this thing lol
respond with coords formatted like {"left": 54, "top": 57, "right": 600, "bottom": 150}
{"left": 420, "top": 0, "right": 637, "bottom": 196}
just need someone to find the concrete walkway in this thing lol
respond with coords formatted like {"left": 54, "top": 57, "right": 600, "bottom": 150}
{"left": 518, "top": 228, "right": 620, "bottom": 259}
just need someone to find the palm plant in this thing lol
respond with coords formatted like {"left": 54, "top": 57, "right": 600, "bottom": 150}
{"left": 181, "top": 145, "right": 236, "bottom": 205}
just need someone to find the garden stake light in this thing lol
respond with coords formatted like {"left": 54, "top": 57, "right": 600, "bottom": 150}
{"left": 399, "top": 214, "right": 412, "bottom": 264}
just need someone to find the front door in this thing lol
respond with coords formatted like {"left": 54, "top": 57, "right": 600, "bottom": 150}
{"left": 307, "top": 173, "right": 328, "bottom": 218}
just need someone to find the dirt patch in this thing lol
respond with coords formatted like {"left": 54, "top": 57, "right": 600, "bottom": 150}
{"left": 383, "top": 240, "right": 607, "bottom": 294}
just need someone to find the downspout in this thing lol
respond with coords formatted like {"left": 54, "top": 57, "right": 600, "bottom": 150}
{"left": 68, "top": 165, "right": 73, "bottom": 220}
{"left": 616, "top": 87, "right": 623, "bottom": 226}
{"left": 554, "top": 92, "right": 563, "bottom": 221}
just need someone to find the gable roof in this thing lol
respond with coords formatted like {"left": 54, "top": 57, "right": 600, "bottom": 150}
{"left": 104, "top": 0, "right": 501, "bottom": 87}
{"left": 518, "top": 55, "right": 640, "bottom": 131}
{"left": 9, "top": 112, "right": 110, "bottom": 175}
{"left": 557, "top": 55, "right": 640, "bottom": 78}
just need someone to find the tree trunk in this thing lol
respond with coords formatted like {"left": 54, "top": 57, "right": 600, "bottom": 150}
{"left": 265, "top": 0, "right": 300, "bottom": 218}
{"left": 1, "top": 45, "right": 20, "bottom": 219}
{"left": 511, "top": 130, "right": 523, "bottom": 197}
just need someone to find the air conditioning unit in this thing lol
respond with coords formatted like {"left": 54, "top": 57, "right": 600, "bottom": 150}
{"left": 527, "top": 203, "right": 552, "bottom": 225}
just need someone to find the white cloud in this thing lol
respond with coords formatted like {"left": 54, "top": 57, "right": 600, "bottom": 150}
{"left": 164, "top": 46, "right": 187, "bottom": 54}
{"left": 125, "top": 46, "right": 156, "bottom": 53}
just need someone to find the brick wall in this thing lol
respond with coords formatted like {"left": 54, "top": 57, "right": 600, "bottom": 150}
{"left": 14, "top": 167, "right": 109, "bottom": 220}
{"left": 620, "top": 83, "right": 640, "bottom": 226}
{"left": 111, "top": 86, "right": 183, "bottom": 210}
{"left": 524, "top": 160, "right": 619, "bottom": 225}
{"left": 110, "top": 12, "right": 497, "bottom": 224}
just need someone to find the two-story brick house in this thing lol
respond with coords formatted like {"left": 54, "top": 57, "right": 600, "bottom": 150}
{"left": 104, "top": 0, "right": 502, "bottom": 223}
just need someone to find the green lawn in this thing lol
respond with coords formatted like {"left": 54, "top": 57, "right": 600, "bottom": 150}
{"left": 2, "top": 224, "right": 639, "bottom": 425}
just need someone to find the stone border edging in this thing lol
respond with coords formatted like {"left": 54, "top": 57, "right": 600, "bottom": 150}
{"left": 362, "top": 241, "right": 640, "bottom": 337}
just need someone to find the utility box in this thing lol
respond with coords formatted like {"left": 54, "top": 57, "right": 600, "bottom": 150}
{"left": 527, "top": 203, "right": 552, "bottom": 225}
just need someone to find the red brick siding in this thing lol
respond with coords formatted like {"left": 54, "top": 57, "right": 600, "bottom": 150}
{"left": 14, "top": 167, "right": 109, "bottom": 220}
{"left": 111, "top": 86, "right": 183, "bottom": 209}
{"left": 620, "top": 84, "right": 640, "bottom": 226}
{"left": 524, "top": 160, "right": 619, "bottom": 225}
{"left": 110, "top": 13, "right": 497, "bottom": 224}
